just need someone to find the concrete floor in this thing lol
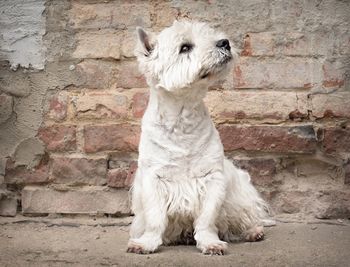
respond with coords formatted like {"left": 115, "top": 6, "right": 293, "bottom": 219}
{"left": 0, "top": 216, "right": 349, "bottom": 267}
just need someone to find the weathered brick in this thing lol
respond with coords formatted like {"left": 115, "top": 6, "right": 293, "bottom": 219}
{"left": 74, "top": 90, "right": 129, "bottom": 120}
{"left": 108, "top": 151, "right": 138, "bottom": 169}
{"left": 338, "top": 34, "right": 350, "bottom": 55}
{"left": 153, "top": 2, "right": 179, "bottom": 27}
{"left": 121, "top": 31, "right": 136, "bottom": 58}
{"left": 51, "top": 157, "right": 107, "bottom": 186}
{"left": 231, "top": 157, "right": 277, "bottom": 186}
{"left": 0, "top": 195, "right": 17, "bottom": 217}
{"left": 107, "top": 161, "right": 137, "bottom": 188}
{"left": 283, "top": 158, "right": 341, "bottom": 179}
{"left": 315, "top": 190, "right": 350, "bottom": 219}
{"left": 22, "top": 186, "right": 130, "bottom": 215}
{"left": 345, "top": 162, "right": 350, "bottom": 185}
{"left": 46, "top": 91, "right": 68, "bottom": 122}
{"left": 132, "top": 91, "right": 149, "bottom": 118}
{"left": 107, "top": 169, "right": 128, "bottom": 188}
{"left": 234, "top": 57, "right": 321, "bottom": 89}
{"left": 218, "top": 125, "right": 317, "bottom": 153}
{"left": 117, "top": 61, "right": 147, "bottom": 89}
{"left": 205, "top": 90, "right": 308, "bottom": 122}
{"left": 76, "top": 60, "right": 146, "bottom": 89}
{"left": 38, "top": 125, "right": 76, "bottom": 152}
{"left": 76, "top": 60, "right": 118, "bottom": 89}
{"left": 5, "top": 157, "right": 50, "bottom": 185}
{"left": 322, "top": 61, "right": 345, "bottom": 88}
{"left": 69, "top": 2, "right": 151, "bottom": 30}
{"left": 73, "top": 30, "right": 122, "bottom": 59}
{"left": 284, "top": 32, "right": 316, "bottom": 56}
{"left": 321, "top": 127, "right": 350, "bottom": 154}
{"left": 310, "top": 91, "right": 350, "bottom": 119}
{"left": 241, "top": 33, "right": 274, "bottom": 56}
{"left": 0, "top": 93, "right": 13, "bottom": 124}
{"left": 275, "top": 191, "right": 310, "bottom": 214}
{"left": 84, "top": 124, "right": 140, "bottom": 153}
{"left": 241, "top": 32, "right": 334, "bottom": 57}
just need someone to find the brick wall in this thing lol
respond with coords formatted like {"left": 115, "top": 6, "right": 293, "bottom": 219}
{"left": 1, "top": 0, "right": 349, "bottom": 219}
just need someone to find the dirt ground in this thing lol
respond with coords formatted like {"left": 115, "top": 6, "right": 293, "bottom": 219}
{"left": 0, "top": 215, "right": 349, "bottom": 267}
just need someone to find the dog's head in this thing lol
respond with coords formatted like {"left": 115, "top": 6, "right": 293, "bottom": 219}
{"left": 135, "top": 20, "right": 237, "bottom": 92}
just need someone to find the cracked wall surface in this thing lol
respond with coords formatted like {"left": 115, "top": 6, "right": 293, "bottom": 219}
{"left": 0, "top": 0, "right": 349, "bottom": 218}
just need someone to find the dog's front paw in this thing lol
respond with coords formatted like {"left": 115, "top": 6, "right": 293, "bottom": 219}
{"left": 127, "top": 240, "right": 153, "bottom": 254}
{"left": 201, "top": 241, "right": 227, "bottom": 255}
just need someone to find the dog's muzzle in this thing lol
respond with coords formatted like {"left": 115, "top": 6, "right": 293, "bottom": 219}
{"left": 199, "top": 40, "right": 233, "bottom": 79}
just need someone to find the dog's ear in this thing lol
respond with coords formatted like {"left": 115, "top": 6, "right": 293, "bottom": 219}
{"left": 135, "top": 27, "right": 156, "bottom": 58}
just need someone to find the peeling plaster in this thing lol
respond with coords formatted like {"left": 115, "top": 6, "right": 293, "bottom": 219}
{"left": 0, "top": 0, "right": 46, "bottom": 70}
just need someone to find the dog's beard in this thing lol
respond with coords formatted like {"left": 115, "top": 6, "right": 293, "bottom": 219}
{"left": 199, "top": 52, "right": 232, "bottom": 80}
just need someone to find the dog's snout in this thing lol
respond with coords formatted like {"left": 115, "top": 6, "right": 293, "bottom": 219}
{"left": 216, "top": 39, "right": 230, "bottom": 51}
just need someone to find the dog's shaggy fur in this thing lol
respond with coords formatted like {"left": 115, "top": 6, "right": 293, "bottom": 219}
{"left": 127, "top": 20, "right": 271, "bottom": 255}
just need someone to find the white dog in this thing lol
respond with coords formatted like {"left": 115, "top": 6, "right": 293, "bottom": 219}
{"left": 127, "top": 20, "right": 271, "bottom": 255}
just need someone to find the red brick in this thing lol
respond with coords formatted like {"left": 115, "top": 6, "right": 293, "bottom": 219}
{"left": 75, "top": 90, "right": 129, "bottom": 120}
{"left": 322, "top": 61, "right": 345, "bottom": 89}
{"left": 310, "top": 91, "right": 350, "bottom": 119}
{"left": 73, "top": 30, "right": 122, "bottom": 59}
{"left": 84, "top": 124, "right": 140, "bottom": 153}
{"left": 69, "top": 2, "right": 151, "bottom": 30}
{"left": 107, "top": 169, "right": 128, "bottom": 188}
{"left": 38, "top": 125, "right": 76, "bottom": 152}
{"left": 5, "top": 157, "right": 50, "bottom": 185}
{"left": 51, "top": 157, "right": 107, "bottom": 186}
{"left": 321, "top": 127, "right": 350, "bottom": 154}
{"left": 132, "top": 91, "right": 149, "bottom": 118}
{"left": 46, "top": 91, "right": 68, "bottom": 122}
{"left": 218, "top": 125, "right": 317, "bottom": 153}
{"left": 22, "top": 186, "right": 130, "bottom": 215}
{"left": 231, "top": 157, "right": 277, "bottom": 186}
{"left": 205, "top": 90, "right": 308, "bottom": 123}
{"left": 233, "top": 57, "right": 321, "bottom": 89}
{"left": 107, "top": 161, "right": 137, "bottom": 188}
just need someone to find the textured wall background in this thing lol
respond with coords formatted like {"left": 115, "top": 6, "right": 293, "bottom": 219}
{"left": 0, "top": 0, "right": 349, "bottom": 219}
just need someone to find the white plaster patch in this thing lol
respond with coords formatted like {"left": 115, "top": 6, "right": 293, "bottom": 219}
{"left": 0, "top": 0, "right": 46, "bottom": 70}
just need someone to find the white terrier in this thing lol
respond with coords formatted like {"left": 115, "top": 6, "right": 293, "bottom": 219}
{"left": 127, "top": 20, "right": 271, "bottom": 255}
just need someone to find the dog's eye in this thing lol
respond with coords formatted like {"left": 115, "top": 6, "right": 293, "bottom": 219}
{"left": 179, "top": 43, "right": 193, "bottom": 54}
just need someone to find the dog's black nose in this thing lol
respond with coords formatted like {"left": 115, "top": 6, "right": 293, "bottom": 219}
{"left": 216, "top": 39, "right": 230, "bottom": 51}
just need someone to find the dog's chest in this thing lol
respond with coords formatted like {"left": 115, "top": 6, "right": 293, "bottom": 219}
{"left": 140, "top": 118, "right": 224, "bottom": 181}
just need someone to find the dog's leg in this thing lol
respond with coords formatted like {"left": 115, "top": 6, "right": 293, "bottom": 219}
{"left": 127, "top": 174, "right": 167, "bottom": 254}
{"left": 129, "top": 170, "right": 146, "bottom": 239}
{"left": 194, "top": 174, "right": 227, "bottom": 255}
